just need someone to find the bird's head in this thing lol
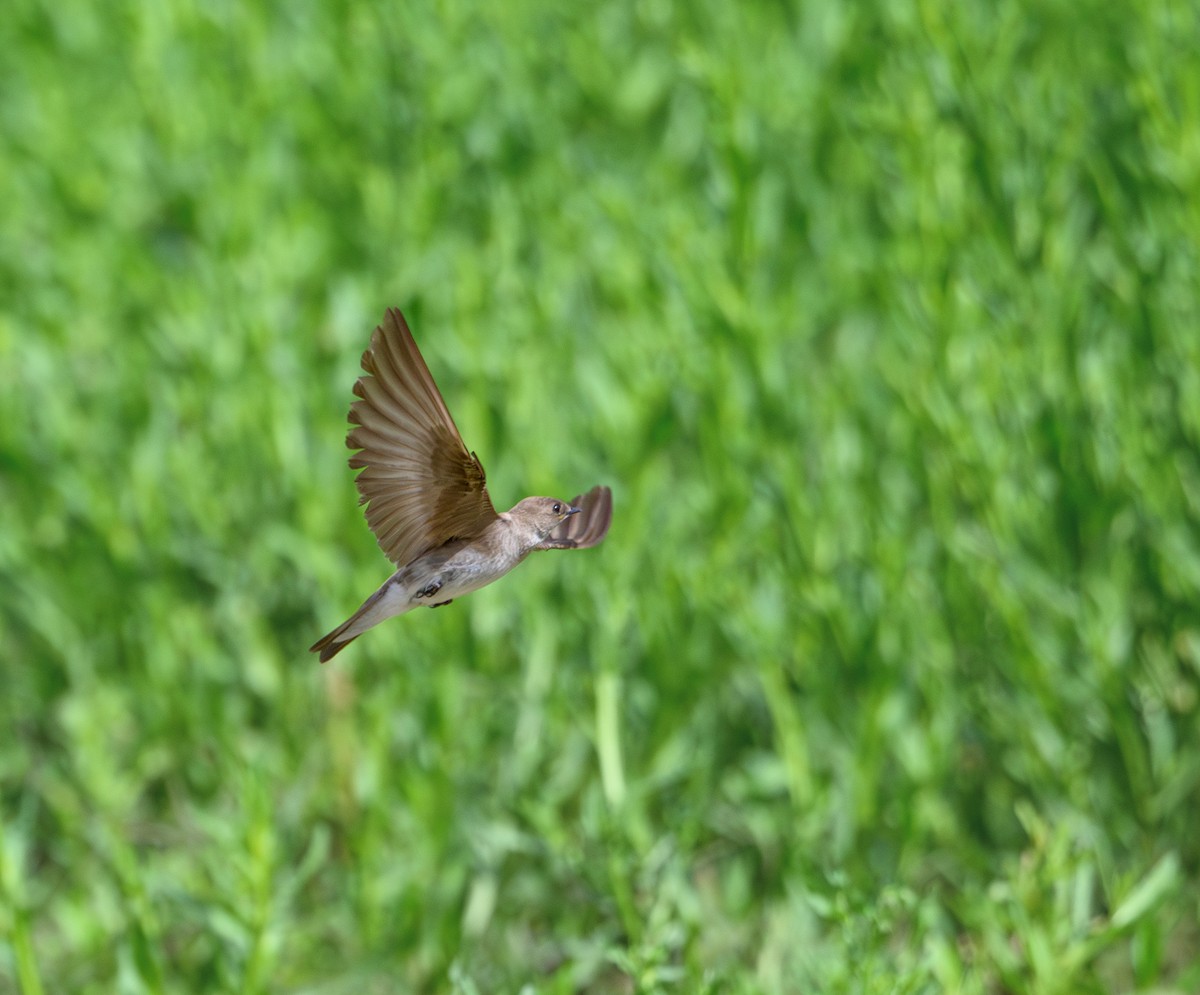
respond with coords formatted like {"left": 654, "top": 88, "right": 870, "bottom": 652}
{"left": 510, "top": 496, "right": 581, "bottom": 540}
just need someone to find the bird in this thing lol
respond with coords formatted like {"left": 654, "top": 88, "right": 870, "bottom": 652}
{"left": 310, "top": 307, "right": 612, "bottom": 662}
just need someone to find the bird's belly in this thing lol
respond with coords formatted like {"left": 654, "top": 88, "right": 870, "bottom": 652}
{"left": 402, "top": 545, "right": 515, "bottom": 605}
{"left": 429, "top": 570, "right": 492, "bottom": 601}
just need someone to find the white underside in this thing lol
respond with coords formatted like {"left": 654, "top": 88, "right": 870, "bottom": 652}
{"left": 337, "top": 541, "right": 522, "bottom": 641}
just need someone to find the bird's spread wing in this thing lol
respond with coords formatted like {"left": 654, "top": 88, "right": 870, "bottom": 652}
{"left": 347, "top": 308, "right": 499, "bottom": 566}
{"left": 536, "top": 485, "right": 613, "bottom": 550}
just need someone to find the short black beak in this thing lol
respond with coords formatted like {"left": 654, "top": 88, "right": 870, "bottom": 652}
{"left": 566, "top": 506, "right": 582, "bottom": 517}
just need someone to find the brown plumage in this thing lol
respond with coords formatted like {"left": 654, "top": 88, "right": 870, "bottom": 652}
{"left": 310, "top": 308, "right": 612, "bottom": 662}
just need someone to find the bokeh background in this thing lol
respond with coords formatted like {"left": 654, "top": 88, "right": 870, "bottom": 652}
{"left": 3, "top": 0, "right": 1199, "bottom": 991}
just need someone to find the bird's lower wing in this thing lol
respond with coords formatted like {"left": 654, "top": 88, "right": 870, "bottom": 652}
{"left": 535, "top": 485, "right": 613, "bottom": 550}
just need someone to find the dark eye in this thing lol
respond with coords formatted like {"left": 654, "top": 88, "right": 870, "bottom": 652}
{"left": 552, "top": 503, "right": 561, "bottom": 514}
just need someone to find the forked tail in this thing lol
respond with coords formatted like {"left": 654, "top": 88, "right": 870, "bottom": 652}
{"left": 309, "top": 578, "right": 403, "bottom": 663}
{"left": 309, "top": 619, "right": 361, "bottom": 663}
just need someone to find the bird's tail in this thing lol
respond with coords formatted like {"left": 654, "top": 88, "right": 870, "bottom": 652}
{"left": 309, "top": 576, "right": 406, "bottom": 663}
{"left": 309, "top": 622, "right": 360, "bottom": 663}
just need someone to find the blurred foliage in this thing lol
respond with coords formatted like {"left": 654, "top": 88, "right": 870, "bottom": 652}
{"left": 2, "top": 0, "right": 1200, "bottom": 991}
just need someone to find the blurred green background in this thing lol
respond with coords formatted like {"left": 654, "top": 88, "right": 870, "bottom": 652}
{"left": 3, "top": 0, "right": 1199, "bottom": 991}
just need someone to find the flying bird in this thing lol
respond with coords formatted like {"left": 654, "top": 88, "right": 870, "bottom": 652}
{"left": 311, "top": 308, "right": 612, "bottom": 662}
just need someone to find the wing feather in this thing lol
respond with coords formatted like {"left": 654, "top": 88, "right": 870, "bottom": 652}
{"left": 536, "top": 485, "right": 613, "bottom": 550}
{"left": 347, "top": 308, "right": 499, "bottom": 566}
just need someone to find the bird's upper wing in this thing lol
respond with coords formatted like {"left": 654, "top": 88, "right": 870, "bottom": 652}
{"left": 347, "top": 308, "right": 499, "bottom": 566}
{"left": 536, "top": 485, "right": 613, "bottom": 550}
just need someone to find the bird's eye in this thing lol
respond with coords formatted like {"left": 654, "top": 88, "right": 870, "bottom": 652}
{"left": 552, "top": 503, "right": 561, "bottom": 514}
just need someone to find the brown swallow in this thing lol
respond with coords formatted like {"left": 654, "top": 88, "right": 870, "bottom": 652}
{"left": 311, "top": 308, "right": 612, "bottom": 662}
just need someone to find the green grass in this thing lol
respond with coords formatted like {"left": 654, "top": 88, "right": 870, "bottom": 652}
{"left": 3, "top": 0, "right": 1200, "bottom": 991}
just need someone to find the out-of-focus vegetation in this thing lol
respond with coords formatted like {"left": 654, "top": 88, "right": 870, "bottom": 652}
{"left": 2, "top": 0, "right": 1199, "bottom": 991}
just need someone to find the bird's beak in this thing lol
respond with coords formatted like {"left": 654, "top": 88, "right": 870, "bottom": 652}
{"left": 566, "top": 506, "right": 582, "bottom": 517}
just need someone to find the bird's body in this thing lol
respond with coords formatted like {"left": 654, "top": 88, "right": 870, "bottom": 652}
{"left": 311, "top": 309, "right": 612, "bottom": 662}
{"left": 314, "top": 505, "right": 570, "bottom": 658}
